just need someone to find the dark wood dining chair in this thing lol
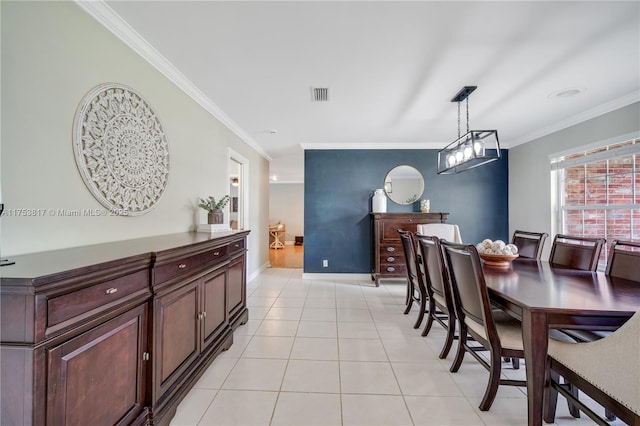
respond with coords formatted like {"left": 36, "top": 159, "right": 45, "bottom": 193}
{"left": 440, "top": 241, "right": 526, "bottom": 411}
{"left": 554, "top": 239, "right": 639, "bottom": 343}
{"left": 398, "top": 230, "right": 427, "bottom": 329}
{"left": 415, "top": 234, "right": 456, "bottom": 358}
{"left": 548, "top": 234, "right": 605, "bottom": 271}
{"left": 606, "top": 239, "right": 640, "bottom": 280}
{"left": 563, "top": 239, "right": 640, "bottom": 348}
{"left": 511, "top": 229, "right": 548, "bottom": 259}
{"left": 545, "top": 309, "right": 640, "bottom": 426}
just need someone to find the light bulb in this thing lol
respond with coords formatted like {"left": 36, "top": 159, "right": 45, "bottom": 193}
{"left": 473, "top": 139, "right": 485, "bottom": 156}
{"left": 447, "top": 153, "right": 456, "bottom": 168}
{"left": 455, "top": 150, "right": 464, "bottom": 164}
{"left": 463, "top": 144, "right": 473, "bottom": 160}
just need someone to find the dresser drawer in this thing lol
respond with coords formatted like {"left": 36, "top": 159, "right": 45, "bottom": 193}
{"left": 154, "top": 246, "right": 228, "bottom": 284}
{"left": 47, "top": 269, "right": 149, "bottom": 328}
{"left": 380, "top": 263, "right": 406, "bottom": 276}
{"left": 379, "top": 253, "right": 401, "bottom": 266}
{"left": 380, "top": 245, "right": 402, "bottom": 256}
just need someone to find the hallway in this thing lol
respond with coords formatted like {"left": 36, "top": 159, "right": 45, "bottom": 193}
{"left": 269, "top": 244, "right": 303, "bottom": 268}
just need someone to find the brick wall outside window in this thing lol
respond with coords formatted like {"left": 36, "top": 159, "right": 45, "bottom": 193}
{"left": 557, "top": 139, "right": 640, "bottom": 268}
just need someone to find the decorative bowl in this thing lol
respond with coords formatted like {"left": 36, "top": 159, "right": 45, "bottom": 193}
{"left": 479, "top": 252, "right": 519, "bottom": 268}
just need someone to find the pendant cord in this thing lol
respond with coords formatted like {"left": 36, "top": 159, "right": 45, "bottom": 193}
{"left": 457, "top": 102, "right": 461, "bottom": 138}
{"left": 466, "top": 98, "right": 470, "bottom": 134}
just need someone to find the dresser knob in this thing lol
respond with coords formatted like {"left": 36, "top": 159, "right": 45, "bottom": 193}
{"left": 386, "top": 247, "right": 395, "bottom": 252}
{"left": 386, "top": 266, "right": 396, "bottom": 272}
{"left": 105, "top": 287, "right": 118, "bottom": 295}
{"left": 213, "top": 251, "right": 220, "bottom": 256}
{"left": 387, "top": 257, "right": 395, "bottom": 262}
{"left": 178, "top": 264, "right": 187, "bottom": 269}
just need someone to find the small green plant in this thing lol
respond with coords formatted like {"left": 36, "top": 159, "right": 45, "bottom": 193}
{"left": 198, "top": 195, "right": 230, "bottom": 212}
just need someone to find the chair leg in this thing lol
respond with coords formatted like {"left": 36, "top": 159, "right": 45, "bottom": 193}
{"left": 450, "top": 324, "right": 466, "bottom": 373}
{"left": 566, "top": 382, "right": 581, "bottom": 418}
{"left": 421, "top": 299, "right": 435, "bottom": 336}
{"left": 413, "top": 291, "right": 426, "bottom": 329}
{"left": 403, "top": 280, "right": 414, "bottom": 315}
{"left": 604, "top": 409, "right": 616, "bottom": 421}
{"left": 511, "top": 358, "right": 520, "bottom": 370}
{"left": 478, "top": 350, "right": 501, "bottom": 411}
{"left": 438, "top": 313, "right": 456, "bottom": 359}
{"left": 544, "top": 368, "right": 560, "bottom": 423}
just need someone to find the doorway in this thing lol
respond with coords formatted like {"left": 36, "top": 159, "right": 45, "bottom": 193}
{"left": 228, "top": 150, "right": 248, "bottom": 231}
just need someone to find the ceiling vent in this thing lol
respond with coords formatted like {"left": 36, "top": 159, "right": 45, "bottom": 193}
{"left": 311, "top": 87, "right": 329, "bottom": 102}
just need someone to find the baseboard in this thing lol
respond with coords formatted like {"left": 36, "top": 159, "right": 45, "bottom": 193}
{"left": 301, "top": 273, "right": 373, "bottom": 281}
{"left": 248, "top": 261, "right": 270, "bottom": 283}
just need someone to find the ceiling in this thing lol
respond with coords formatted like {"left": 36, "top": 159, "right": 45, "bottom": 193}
{"left": 102, "top": 1, "right": 640, "bottom": 183}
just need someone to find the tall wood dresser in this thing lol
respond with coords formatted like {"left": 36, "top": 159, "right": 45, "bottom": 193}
{"left": 371, "top": 212, "right": 448, "bottom": 285}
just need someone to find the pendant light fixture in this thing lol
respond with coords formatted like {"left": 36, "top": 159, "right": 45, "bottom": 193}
{"left": 437, "top": 86, "right": 500, "bottom": 174}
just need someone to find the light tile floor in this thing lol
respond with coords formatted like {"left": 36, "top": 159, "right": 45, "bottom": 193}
{"left": 170, "top": 268, "right": 624, "bottom": 426}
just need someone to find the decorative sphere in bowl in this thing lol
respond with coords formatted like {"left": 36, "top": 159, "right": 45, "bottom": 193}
{"left": 478, "top": 252, "right": 519, "bottom": 268}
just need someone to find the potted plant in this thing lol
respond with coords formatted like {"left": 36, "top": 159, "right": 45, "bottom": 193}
{"left": 198, "top": 195, "right": 230, "bottom": 224}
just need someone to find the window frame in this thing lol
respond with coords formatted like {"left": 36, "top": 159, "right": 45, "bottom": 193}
{"left": 550, "top": 132, "right": 640, "bottom": 267}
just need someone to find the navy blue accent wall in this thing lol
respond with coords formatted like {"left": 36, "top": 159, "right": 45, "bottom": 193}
{"left": 304, "top": 149, "right": 509, "bottom": 273}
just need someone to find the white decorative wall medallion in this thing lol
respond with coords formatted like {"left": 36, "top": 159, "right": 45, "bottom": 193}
{"left": 73, "top": 83, "right": 170, "bottom": 215}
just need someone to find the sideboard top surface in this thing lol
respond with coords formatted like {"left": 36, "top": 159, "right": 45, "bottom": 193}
{"left": 0, "top": 230, "right": 251, "bottom": 286}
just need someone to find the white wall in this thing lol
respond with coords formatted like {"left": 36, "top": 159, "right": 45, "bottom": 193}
{"left": 0, "top": 2, "right": 270, "bottom": 276}
{"left": 269, "top": 183, "right": 304, "bottom": 243}
{"left": 508, "top": 102, "right": 640, "bottom": 258}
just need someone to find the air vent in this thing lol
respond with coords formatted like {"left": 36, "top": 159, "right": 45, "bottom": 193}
{"left": 311, "top": 87, "right": 329, "bottom": 102}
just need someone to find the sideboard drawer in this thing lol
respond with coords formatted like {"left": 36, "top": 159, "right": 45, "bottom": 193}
{"left": 228, "top": 239, "right": 245, "bottom": 255}
{"left": 47, "top": 269, "right": 149, "bottom": 328}
{"left": 154, "top": 246, "right": 228, "bottom": 284}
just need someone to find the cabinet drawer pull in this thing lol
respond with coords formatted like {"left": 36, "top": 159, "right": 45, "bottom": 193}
{"left": 178, "top": 263, "right": 187, "bottom": 269}
{"left": 197, "top": 313, "right": 203, "bottom": 320}
{"left": 105, "top": 287, "right": 118, "bottom": 295}
{"left": 387, "top": 257, "right": 395, "bottom": 262}
{"left": 386, "top": 266, "right": 396, "bottom": 272}
{"left": 213, "top": 251, "right": 220, "bottom": 256}
{"left": 202, "top": 311, "right": 207, "bottom": 318}
{"left": 386, "top": 247, "right": 395, "bottom": 252}
{"left": 234, "top": 244, "right": 240, "bottom": 248}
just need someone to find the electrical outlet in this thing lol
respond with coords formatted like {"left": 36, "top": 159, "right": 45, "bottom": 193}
{"left": 322, "top": 259, "right": 328, "bottom": 267}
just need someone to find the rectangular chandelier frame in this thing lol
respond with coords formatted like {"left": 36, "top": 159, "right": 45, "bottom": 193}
{"left": 437, "top": 86, "right": 500, "bottom": 174}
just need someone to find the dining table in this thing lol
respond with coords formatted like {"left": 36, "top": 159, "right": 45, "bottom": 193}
{"left": 482, "top": 258, "right": 640, "bottom": 426}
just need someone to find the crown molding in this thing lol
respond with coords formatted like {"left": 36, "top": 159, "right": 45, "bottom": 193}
{"left": 75, "top": 0, "right": 271, "bottom": 162}
{"left": 506, "top": 91, "right": 640, "bottom": 149}
{"left": 300, "top": 142, "right": 448, "bottom": 150}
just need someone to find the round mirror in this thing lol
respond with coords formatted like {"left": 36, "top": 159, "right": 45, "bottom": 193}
{"left": 383, "top": 165, "right": 425, "bottom": 205}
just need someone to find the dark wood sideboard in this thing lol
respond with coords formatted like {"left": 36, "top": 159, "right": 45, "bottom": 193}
{"left": 0, "top": 231, "right": 250, "bottom": 426}
{"left": 371, "top": 212, "right": 448, "bottom": 286}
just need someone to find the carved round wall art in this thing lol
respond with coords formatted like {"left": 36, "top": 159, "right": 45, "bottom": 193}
{"left": 73, "top": 83, "right": 170, "bottom": 215}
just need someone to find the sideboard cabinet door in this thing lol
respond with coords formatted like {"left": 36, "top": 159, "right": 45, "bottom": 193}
{"left": 153, "top": 280, "right": 200, "bottom": 401}
{"left": 201, "top": 267, "right": 228, "bottom": 350}
{"left": 46, "top": 303, "right": 148, "bottom": 426}
{"left": 228, "top": 253, "right": 247, "bottom": 329}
